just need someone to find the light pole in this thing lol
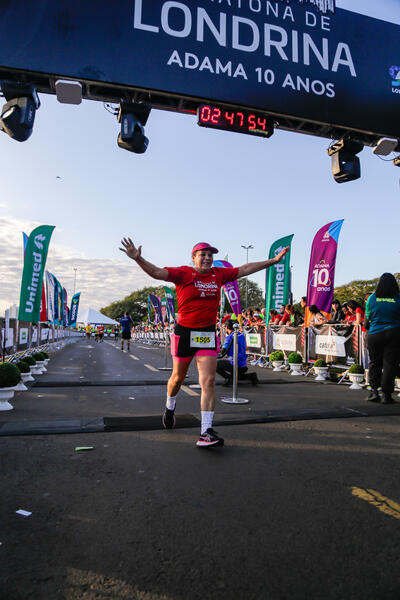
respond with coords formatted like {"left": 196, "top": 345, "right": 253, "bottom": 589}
{"left": 73, "top": 268, "right": 78, "bottom": 295}
{"left": 241, "top": 244, "right": 254, "bottom": 310}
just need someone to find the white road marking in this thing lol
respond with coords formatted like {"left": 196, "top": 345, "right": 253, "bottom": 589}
{"left": 181, "top": 385, "right": 199, "bottom": 397}
{"left": 144, "top": 364, "right": 158, "bottom": 372}
{"left": 130, "top": 355, "right": 139, "bottom": 361}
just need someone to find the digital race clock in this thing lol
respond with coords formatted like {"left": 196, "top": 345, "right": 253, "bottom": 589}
{"left": 197, "top": 104, "right": 274, "bottom": 138}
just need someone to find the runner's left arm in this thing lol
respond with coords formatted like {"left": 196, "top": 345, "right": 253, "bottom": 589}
{"left": 237, "top": 247, "right": 289, "bottom": 278}
{"left": 119, "top": 237, "right": 168, "bottom": 280}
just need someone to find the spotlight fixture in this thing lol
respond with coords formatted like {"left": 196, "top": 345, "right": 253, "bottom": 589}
{"left": 0, "top": 81, "right": 40, "bottom": 142}
{"left": 327, "top": 138, "right": 364, "bottom": 183}
{"left": 117, "top": 101, "right": 151, "bottom": 154}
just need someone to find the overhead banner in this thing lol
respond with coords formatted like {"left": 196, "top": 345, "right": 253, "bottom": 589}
{"left": 164, "top": 286, "right": 176, "bottom": 321}
{"left": 306, "top": 219, "right": 343, "bottom": 323}
{"left": 18, "top": 225, "right": 55, "bottom": 322}
{"left": 68, "top": 293, "right": 81, "bottom": 327}
{"left": 214, "top": 259, "right": 242, "bottom": 319}
{"left": 265, "top": 234, "right": 294, "bottom": 324}
{"left": 0, "top": 2, "right": 399, "bottom": 137}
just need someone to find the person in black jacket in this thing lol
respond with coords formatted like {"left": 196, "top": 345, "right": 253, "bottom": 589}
{"left": 330, "top": 299, "right": 344, "bottom": 323}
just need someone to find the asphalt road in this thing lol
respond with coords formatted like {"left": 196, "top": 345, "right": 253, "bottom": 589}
{"left": 2, "top": 338, "right": 400, "bottom": 600}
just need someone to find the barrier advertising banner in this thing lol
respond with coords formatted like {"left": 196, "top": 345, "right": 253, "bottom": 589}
{"left": 18, "top": 225, "right": 55, "bottom": 322}
{"left": 308, "top": 324, "right": 357, "bottom": 365}
{"left": 267, "top": 325, "right": 305, "bottom": 358}
{"left": 214, "top": 260, "right": 242, "bottom": 318}
{"left": 306, "top": 220, "right": 343, "bottom": 323}
{"left": 0, "top": 2, "right": 399, "bottom": 137}
{"left": 265, "top": 234, "right": 294, "bottom": 323}
{"left": 68, "top": 293, "right": 81, "bottom": 327}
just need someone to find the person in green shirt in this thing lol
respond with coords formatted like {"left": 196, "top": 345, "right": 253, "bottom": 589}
{"left": 365, "top": 273, "right": 400, "bottom": 404}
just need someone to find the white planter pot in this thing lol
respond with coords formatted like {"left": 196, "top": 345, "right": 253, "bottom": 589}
{"left": 14, "top": 378, "right": 28, "bottom": 391}
{"left": 44, "top": 359, "right": 49, "bottom": 365}
{"left": 349, "top": 373, "right": 364, "bottom": 390}
{"left": 289, "top": 363, "right": 303, "bottom": 376}
{"left": 21, "top": 370, "right": 34, "bottom": 382}
{"left": 36, "top": 361, "right": 47, "bottom": 372}
{"left": 30, "top": 364, "right": 43, "bottom": 375}
{"left": 0, "top": 386, "right": 16, "bottom": 411}
{"left": 314, "top": 366, "right": 328, "bottom": 381}
{"left": 272, "top": 361, "right": 284, "bottom": 372}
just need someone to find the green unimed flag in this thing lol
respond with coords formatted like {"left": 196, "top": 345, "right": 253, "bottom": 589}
{"left": 265, "top": 234, "right": 294, "bottom": 324}
{"left": 18, "top": 225, "right": 55, "bottom": 322}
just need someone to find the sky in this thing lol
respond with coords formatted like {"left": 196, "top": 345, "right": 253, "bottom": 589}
{"left": 1, "top": 86, "right": 399, "bottom": 316}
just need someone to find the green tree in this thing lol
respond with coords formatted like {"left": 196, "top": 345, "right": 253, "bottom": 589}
{"left": 101, "top": 285, "right": 177, "bottom": 324}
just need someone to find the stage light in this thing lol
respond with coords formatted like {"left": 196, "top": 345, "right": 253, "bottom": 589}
{"left": 0, "top": 81, "right": 40, "bottom": 142}
{"left": 327, "top": 138, "right": 364, "bottom": 183}
{"left": 117, "top": 101, "right": 151, "bottom": 154}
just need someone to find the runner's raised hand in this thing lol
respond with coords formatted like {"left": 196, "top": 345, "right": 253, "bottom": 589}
{"left": 120, "top": 237, "right": 142, "bottom": 261}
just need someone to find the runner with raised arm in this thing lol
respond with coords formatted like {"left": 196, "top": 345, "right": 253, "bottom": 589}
{"left": 120, "top": 237, "right": 289, "bottom": 448}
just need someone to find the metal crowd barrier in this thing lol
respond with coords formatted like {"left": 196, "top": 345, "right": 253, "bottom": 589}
{"left": 0, "top": 318, "right": 84, "bottom": 362}
{"left": 241, "top": 323, "right": 362, "bottom": 368}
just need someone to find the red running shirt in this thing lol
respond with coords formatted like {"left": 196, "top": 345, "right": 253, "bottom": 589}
{"left": 165, "top": 265, "right": 239, "bottom": 328}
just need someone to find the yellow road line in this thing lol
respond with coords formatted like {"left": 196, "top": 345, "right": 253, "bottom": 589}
{"left": 144, "top": 364, "right": 158, "bottom": 372}
{"left": 129, "top": 354, "right": 139, "bottom": 361}
{"left": 351, "top": 487, "right": 400, "bottom": 520}
{"left": 181, "top": 385, "right": 200, "bottom": 397}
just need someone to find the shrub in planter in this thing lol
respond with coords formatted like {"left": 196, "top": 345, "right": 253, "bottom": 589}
{"left": 288, "top": 352, "right": 303, "bottom": 364}
{"left": 348, "top": 364, "right": 364, "bottom": 374}
{"left": 32, "top": 352, "right": 45, "bottom": 362}
{"left": 0, "top": 362, "right": 21, "bottom": 387}
{"left": 270, "top": 351, "right": 284, "bottom": 362}
{"left": 314, "top": 359, "right": 327, "bottom": 368}
{"left": 16, "top": 361, "right": 30, "bottom": 374}
{"left": 41, "top": 352, "right": 49, "bottom": 359}
{"left": 23, "top": 356, "right": 37, "bottom": 366}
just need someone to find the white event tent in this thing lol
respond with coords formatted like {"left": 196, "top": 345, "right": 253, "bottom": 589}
{"left": 77, "top": 308, "right": 119, "bottom": 326}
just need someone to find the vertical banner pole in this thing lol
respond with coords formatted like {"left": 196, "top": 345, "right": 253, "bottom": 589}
{"left": 221, "top": 323, "right": 249, "bottom": 405}
{"left": 159, "top": 326, "right": 172, "bottom": 371}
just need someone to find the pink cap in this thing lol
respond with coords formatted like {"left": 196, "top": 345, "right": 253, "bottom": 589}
{"left": 192, "top": 242, "right": 219, "bottom": 255}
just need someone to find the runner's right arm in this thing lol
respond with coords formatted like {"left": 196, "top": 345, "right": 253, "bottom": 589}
{"left": 119, "top": 237, "right": 168, "bottom": 280}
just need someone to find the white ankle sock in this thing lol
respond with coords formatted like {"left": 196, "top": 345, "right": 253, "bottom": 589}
{"left": 166, "top": 396, "right": 176, "bottom": 410}
{"left": 201, "top": 411, "right": 214, "bottom": 434}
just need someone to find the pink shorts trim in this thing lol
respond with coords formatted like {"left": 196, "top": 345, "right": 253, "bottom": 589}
{"left": 170, "top": 334, "right": 180, "bottom": 357}
{"left": 195, "top": 349, "right": 218, "bottom": 357}
{"left": 173, "top": 356, "right": 193, "bottom": 363}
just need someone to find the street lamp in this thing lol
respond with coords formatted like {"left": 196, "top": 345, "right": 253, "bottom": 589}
{"left": 241, "top": 244, "right": 254, "bottom": 310}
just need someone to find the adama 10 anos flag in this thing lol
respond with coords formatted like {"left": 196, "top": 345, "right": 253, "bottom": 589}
{"left": 305, "top": 220, "right": 344, "bottom": 325}
{"left": 18, "top": 225, "right": 55, "bottom": 322}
